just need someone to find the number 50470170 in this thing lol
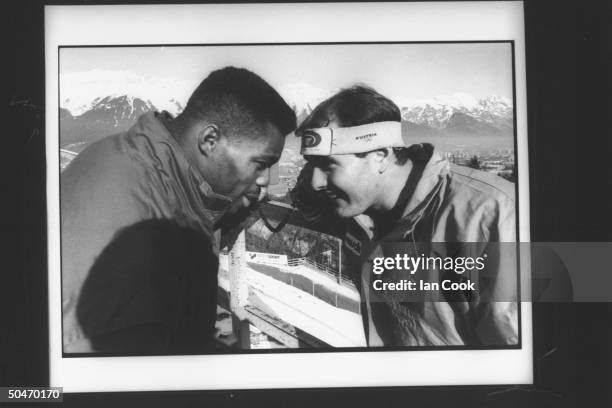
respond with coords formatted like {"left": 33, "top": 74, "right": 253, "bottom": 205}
{"left": 2, "top": 387, "right": 63, "bottom": 402}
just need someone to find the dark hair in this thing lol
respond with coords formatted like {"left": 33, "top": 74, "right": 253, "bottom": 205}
{"left": 296, "top": 85, "right": 411, "bottom": 165}
{"left": 182, "top": 67, "right": 296, "bottom": 139}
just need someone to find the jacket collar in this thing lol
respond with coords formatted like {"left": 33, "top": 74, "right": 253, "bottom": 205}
{"left": 379, "top": 145, "right": 449, "bottom": 240}
{"left": 369, "top": 144, "right": 449, "bottom": 241}
{"left": 401, "top": 145, "right": 450, "bottom": 220}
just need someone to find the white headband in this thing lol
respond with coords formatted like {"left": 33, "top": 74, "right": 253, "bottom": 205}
{"left": 300, "top": 121, "right": 405, "bottom": 156}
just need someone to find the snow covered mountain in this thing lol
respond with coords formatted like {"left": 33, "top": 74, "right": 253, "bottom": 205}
{"left": 400, "top": 93, "right": 513, "bottom": 136}
{"left": 80, "top": 95, "right": 156, "bottom": 124}
{"left": 60, "top": 69, "right": 192, "bottom": 117}
{"left": 60, "top": 87, "right": 513, "bottom": 151}
{"left": 60, "top": 95, "right": 164, "bottom": 148}
{"left": 276, "top": 85, "right": 513, "bottom": 136}
{"left": 60, "top": 67, "right": 513, "bottom": 137}
{"left": 59, "top": 81, "right": 330, "bottom": 122}
{"left": 62, "top": 93, "right": 184, "bottom": 118}
{"left": 59, "top": 83, "right": 332, "bottom": 148}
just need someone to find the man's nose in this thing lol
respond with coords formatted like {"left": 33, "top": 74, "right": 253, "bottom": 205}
{"left": 311, "top": 167, "right": 328, "bottom": 191}
{"left": 254, "top": 172, "right": 270, "bottom": 202}
{"left": 256, "top": 170, "right": 270, "bottom": 187}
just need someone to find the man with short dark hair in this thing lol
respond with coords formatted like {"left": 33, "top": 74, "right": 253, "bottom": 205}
{"left": 61, "top": 67, "right": 296, "bottom": 353}
{"left": 293, "top": 85, "right": 517, "bottom": 346}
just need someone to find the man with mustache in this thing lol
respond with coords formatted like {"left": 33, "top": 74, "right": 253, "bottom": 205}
{"left": 61, "top": 67, "right": 296, "bottom": 353}
{"left": 294, "top": 85, "right": 517, "bottom": 346}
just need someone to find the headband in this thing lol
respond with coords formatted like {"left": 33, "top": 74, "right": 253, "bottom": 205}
{"left": 300, "top": 121, "right": 405, "bottom": 156}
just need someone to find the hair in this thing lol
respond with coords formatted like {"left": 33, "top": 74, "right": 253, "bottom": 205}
{"left": 181, "top": 67, "right": 296, "bottom": 140}
{"left": 296, "top": 84, "right": 413, "bottom": 165}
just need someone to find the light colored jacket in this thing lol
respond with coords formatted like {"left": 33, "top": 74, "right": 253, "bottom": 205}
{"left": 360, "top": 147, "right": 518, "bottom": 346}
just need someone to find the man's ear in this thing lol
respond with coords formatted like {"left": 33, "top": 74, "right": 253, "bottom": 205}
{"left": 372, "top": 148, "right": 391, "bottom": 173}
{"left": 197, "top": 124, "right": 220, "bottom": 156}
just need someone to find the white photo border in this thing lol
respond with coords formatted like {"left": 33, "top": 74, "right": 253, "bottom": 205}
{"left": 45, "top": 2, "right": 532, "bottom": 392}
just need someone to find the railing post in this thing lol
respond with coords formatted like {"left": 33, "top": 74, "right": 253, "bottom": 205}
{"left": 229, "top": 229, "right": 250, "bottom": 349}
{"left": 338, "top": 240, "right": 342, "bottom": 284}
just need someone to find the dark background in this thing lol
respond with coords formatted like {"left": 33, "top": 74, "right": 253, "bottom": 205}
{"left": 3, "top": 0, "right": 611, "bottom": 407}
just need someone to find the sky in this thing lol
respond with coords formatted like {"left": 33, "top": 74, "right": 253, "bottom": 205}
{"left": 60, "top": 42, "right": 513, "bottom": 113}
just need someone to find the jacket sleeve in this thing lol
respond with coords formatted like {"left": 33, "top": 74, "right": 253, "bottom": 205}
{"left": 474, "top": 194, "right": 519, "bottom": 345}
{"left": 62, "top": 138, "right": 219, "bottom": 353}
{"left": 76, "top": 219, "right": 219, "bottom": 353}
{"left": 61, "top": 139, "right": 155, "bottom": 351}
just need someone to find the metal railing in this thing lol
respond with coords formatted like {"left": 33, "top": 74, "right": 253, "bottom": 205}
{"left": 287, "top": 257, "right": 353, "bottom": 286}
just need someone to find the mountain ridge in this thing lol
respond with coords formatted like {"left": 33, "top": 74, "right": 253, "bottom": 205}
{"left": 60, "top": 91, "right": 513, "bottom": 149}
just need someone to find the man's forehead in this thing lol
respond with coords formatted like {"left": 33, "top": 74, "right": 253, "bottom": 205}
{"left": 240, "top": 123, "right": 284, "bottom": 148}
{"left": 246, "top": 143, "right": 283, "bottom": 164}
{"left": 236, "top": 120, "right": 282, "bottom": 139}
{"left": 262, "top": 120, "right": 285, "bottom": 137}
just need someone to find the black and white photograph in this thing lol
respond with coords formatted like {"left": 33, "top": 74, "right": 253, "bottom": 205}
{"left": 58, "top": 41, "right": 520, "bottom": 355}
{"left": 7, "top": 0, "right": 611, "bottom": 405}
{"left": 40, "top": 1, "right": 540, "bottom": 394}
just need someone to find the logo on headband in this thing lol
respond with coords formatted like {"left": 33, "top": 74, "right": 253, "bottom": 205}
{"left": 355, "top": 132, "right": 376, "bottom": 142}
{"left": 302, "top": 130, "right": 322, "bottom": 148}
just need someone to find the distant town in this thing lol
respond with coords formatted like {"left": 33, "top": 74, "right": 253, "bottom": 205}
{"left": 445, "top": 147, "right": 516, "bottom": 182}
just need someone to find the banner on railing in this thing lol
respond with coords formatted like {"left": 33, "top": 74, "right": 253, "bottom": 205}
{"left": 245, "top": 251, "right": 288, "bottom": 266}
